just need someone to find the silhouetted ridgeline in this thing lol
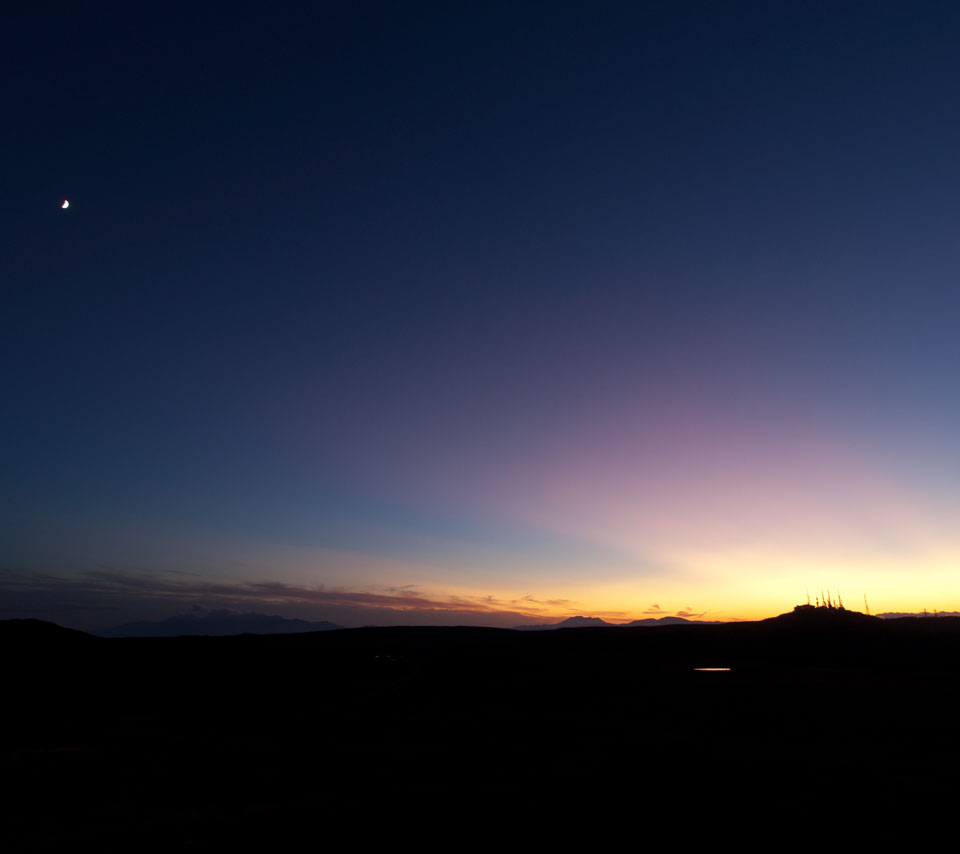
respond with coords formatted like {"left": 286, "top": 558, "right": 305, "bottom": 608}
{"left": 98, "top": 610, "right": 344, "bottom": 637}
{"left": 513, "top": 614, "right": 724, "bottom": 629}
{"left": 0, "top": 617, "right": 101, "bottom": 646}
{"left": 4, "top": 610, "right": 960, "bottom": 847}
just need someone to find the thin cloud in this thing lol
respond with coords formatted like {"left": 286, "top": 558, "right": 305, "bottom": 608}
{"left": 575, "top": 608, "right": 630, "bottom": 619}
{"left": 0, "top": 568, "right": 560, "bottom": 626}
{"left": 0, "top": 568, "right": 703, "bottom": 630}
{"left": 675, "top": 609, "right": 708, "bottom": 619}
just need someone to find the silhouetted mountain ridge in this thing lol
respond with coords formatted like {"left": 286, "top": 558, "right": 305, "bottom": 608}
{"left": 0, "top": 618, "right": 99, "bottom": 644}
{"left": 762, "top": 605, "right": 881, "bottom": 628}
{"left": 99, "top": 610, "right": 344, "bottom": 638}
{"left": 513, "top": 615, "right": 615, "bottom": 630}
{"left": 513, "top": 614, "right": 721, "bottom": 630}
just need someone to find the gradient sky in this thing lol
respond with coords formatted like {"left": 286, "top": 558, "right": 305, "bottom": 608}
{"left": 5, "top": 2, "right": 960, "bottom": 629}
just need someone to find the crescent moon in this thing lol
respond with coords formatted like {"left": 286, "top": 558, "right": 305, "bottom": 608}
{"left": 61, "top": 200, "right": 69, "bottom": 209}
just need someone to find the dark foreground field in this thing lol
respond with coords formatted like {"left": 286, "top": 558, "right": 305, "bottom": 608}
{"left": 4, "top": 610, "right": 960, "bottom": 848}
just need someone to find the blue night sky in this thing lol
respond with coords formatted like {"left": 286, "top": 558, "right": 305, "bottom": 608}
{"left": 5, "top": 2, "right": 960, "bottom": 629}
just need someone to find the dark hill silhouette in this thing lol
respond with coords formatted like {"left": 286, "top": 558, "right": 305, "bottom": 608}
{"left": 763, "top": 604, "right": 881, "bottom": 628}
{"left": 513, "top": 615, "right": 615, "bottom": 630}
{"left": 622, "top": 615, "right": 722, "bottom": 627}
{"left": 0, "top": 618, "right": 100, "bottom": 645}
{"left": 7, "top": 608, "right": 960, "bottom": 849}
{"left": 515, "top": 615, "right": 721, "bottom": 629}
{"left": 99, "top": 610, "right": 344, "bottom": 637}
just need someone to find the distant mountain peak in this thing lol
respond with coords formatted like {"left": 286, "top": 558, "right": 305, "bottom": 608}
{"left": 554, "top": 615, "right": 613, "bottom": 627}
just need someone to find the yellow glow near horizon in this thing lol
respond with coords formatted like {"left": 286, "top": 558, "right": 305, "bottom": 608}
{"left": 434, "top": 542, "right": 960, "bottom": 623}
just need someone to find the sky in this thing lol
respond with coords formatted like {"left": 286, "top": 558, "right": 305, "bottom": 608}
{"left": 5, "top": 1, "right": 960, "bottom": 630}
